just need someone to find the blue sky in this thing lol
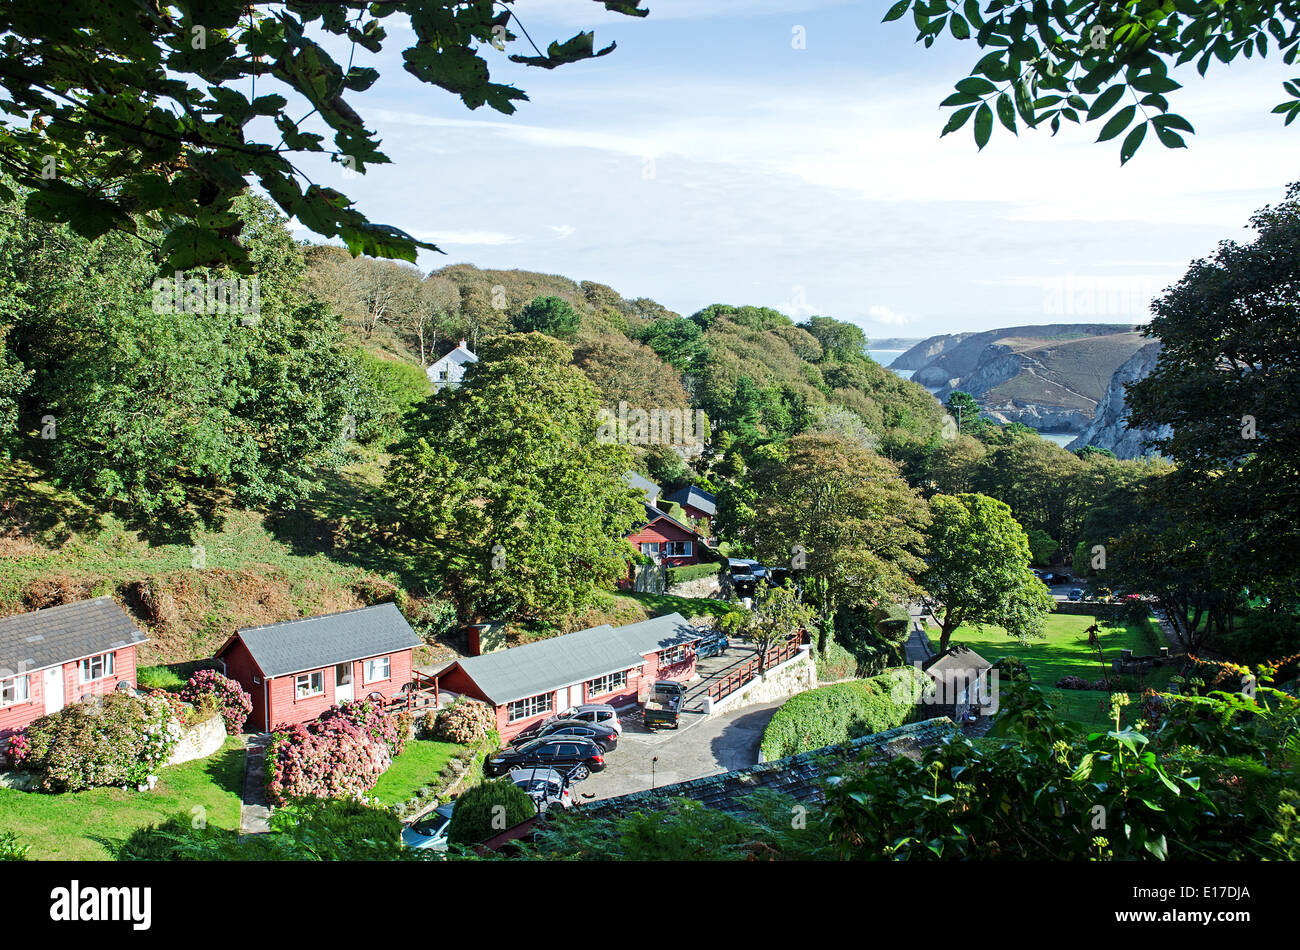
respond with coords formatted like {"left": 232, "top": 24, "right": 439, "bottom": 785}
{"left": 289, "top": 1, "right": 1298, "bottom": 340}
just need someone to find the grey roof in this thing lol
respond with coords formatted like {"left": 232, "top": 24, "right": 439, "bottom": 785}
{"left": 640, "top": 504, "right": 702, "bottom": 538}
{"left": 449, "top": 613, "right": 702, "bottom": 705}
{"left": 0, "top": 597, "right": 147, "bottom": 677}
{"left": 922, "top": 644, "right": 993, "bottom": 675}
{"left": 579, "top": 718, "right": 957, "bottom": 818}
{"left": 663, "top": 485, "right": 716, "bottom": 517}
{"left": 622, "top": 471, "right": 660, "bottom": 505}
{"left": 224, "top": 603, "right": 422, "bottom": 678}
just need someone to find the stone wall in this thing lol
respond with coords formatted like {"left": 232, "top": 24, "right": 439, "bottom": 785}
{"left": 708, "top": 648, "right": 815, "bottom": 717}
{"left": 166, "top": 714, "right": 227, "bottom": 767}
{"left": 666, "top": 574, "right": 723, "bottom": 600}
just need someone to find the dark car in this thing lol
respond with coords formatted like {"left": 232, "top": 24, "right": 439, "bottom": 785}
{"left": 694, "top": 629, "right": 729, "bottom": 658}
{"left": 512, "top": 719, "right": 618, "bottom": 753}
{"left": 485, "top": 736, "right": 607, "bottom": 779}
{"left": 1041, "top": 572, "right": 1072, "bottom": 586}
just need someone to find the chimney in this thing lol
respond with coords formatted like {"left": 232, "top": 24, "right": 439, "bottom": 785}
{"left": 459, "top": 338, "right": 467, "bottom": 348}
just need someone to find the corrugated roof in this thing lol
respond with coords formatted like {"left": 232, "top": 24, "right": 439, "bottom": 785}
{"left": 0, "top": 597, "right": 147, "bottom": 676}
{"left": 623, "top": 471, "right": 660, "bottom": 505}
{"left": 579, "top": 718, "right": 957, "bottom": 818}
{"left": 226, "top": 603, "right": 423, "bottom": 678}
{"left": 664, "top": 485, "right": 716, "bottom": 517}
{"left": 450, "top": 613, "right": 702, "bottom": 705}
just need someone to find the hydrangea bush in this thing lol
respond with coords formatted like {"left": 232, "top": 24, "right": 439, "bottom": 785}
{"left": 22, "top": 692, "right": 181, "bottom": 792}
{"left": 180, "top": 669, "right": 253, "bottom": 734}
{"left": 426, "top": 699, "right": 496, "bottom": 745}
{"left": 265, "top": 700, "right": 408, "bottom": 806}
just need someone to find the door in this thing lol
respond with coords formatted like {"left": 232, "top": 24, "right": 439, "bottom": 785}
{"left": 566, "top": 684, "right": 583, "bottom": 711}
{"left": 43, "top": 666, "right": 64, "bottom": 715}
{"left": 334, "top": 663, "right": 354, "bottom": 703}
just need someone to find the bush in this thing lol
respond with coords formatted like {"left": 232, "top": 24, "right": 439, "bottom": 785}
{"left": 137, "top": 665, "right": 186, "bottom": 692}
{"left": 815, "top": 640, "right": 859, "bottom": 681}
{"left": 408, "top": 599, "right": 459, "bottom": 644}
{"left": 1056, "top": 675, "right": 1112, "bottom": 691}
{"left": 428, "top": 699, "right": 496, "bottom": 745}
{"left": 264, "top": 700, "right": 406, "bottom": 805}
{"left": 665, "top": 562, "right": 720, "bottom": 586}
{"left": 22, "top": 692, "right": 182, "bottom": 792}
{"left": 180, "top": 670, "right": 253, "bottom": 735}
{"left": 0, "top": 833, "right": 28, "bottom": 861}
{"left": 759, "top": 666, "right": 927, "bottom": 760}
{"left": 446, "top": 778, "right": 538, "bottom": 846}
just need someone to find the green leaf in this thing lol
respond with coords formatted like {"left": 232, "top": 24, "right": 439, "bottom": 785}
{"left": 1153, "top": 125, "right": 1186, "bottom": 148}
{"left": 1096, "top": 104, "right": 1137, "bottom": 143}
{"left": 950, "top": 14, "right": 970, "bottom": 39}
{"left": 996, "top": 93, "right": 1018, "bottom": 133}
{"left": 941, "top": 105, "right": 978, "bottom": 136}
{"left": 956, "top": 76, "right": 999, "bottom": 96}
{"left": 974, "top": 102, "right": 993, "bottom": 149}
{"left": 883, "top": 0, "right": 911, "bottom": 22}
{"left": 1086, "top": 84, "right": 1126, "bottom": 121}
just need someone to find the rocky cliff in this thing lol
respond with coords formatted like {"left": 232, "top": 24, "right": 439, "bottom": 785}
{"left": 1067, "top": 341, "right": 1170, "bottom": 459}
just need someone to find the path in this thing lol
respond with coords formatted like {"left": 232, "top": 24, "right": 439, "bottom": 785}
{"left": 905, "top": 609, "right": 935, "bottom": 666}
{"left": 238, "top": 733, "right": 271, "bottom": 836}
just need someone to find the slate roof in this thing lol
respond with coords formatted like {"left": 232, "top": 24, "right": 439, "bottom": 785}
{"left": 0, "top": 597, "right": 147, "bottom": 677}
{"left": 448, "top": 613, "right": 702, "bottom": 706}
{"left": 663, "top": 485, "right": 716, "bottom": 518}
{"left": 623, "top": 471, "right": 660, "bottom": 505}
{"left": 638, "top": 503, "right": 702, "bottom": 538}
{"left": 922, "top": 644, "right": 993, "bottom": 675}
{"left": 223, "top": 603, "right": 422, "bottom": 678}
{"left": 579, "top": 717, "right": 957, "bottom": 818}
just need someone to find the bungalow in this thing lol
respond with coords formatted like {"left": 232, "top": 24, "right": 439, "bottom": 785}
{"left": 426, "top": 339, "right": 478, "bottom": 391}
{"left": 215, "top": 603, "right": 423, "bottom": 732}
{"left": 0, "top": 597, "right": 148, "bottom": 740}
{"left": 627, "top": 503, "right": 705, "bottom": 568}
{"left": 921, "top": 645, "right": 997, "bottom": 721}
{"left": 661, "top": 485, "right": 716, "bottom": 540}
{"left": 437, "top": 613, "right": 703, "bottom": 741}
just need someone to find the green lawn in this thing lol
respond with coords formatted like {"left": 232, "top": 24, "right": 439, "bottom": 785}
{"left": 0, "top": 737, "right": 245, "bottom": 860}
{"left": 619, "top": 591, "right": 745, "bottom": 623}
{"left": 929, "top": 612, "right": 1171, "bottom": 731}
{"left": 369, "top": 739, "right": 461, "bottom": 806}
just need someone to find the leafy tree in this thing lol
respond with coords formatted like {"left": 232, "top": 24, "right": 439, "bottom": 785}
{"left": 636, "top": 317, "right": 707, "bottom": 372}
{"left": 742, "top": 433, "right": 930, "bottom": 649}
{"left": 736, "top": 582, "right": 816, "bottom": 672}
{"left": 921, "top": 493, "right": 1055, "bottom": 653}
{"left": 447, "top": 778, "right": 538, "bottom": 847}
{"left": 944, "top": 390, "right": 986, "bottom": 437}
{"left": 799, "top": 315, "right": 868, "bottom": 362}
{"left": 1025, "top": 527, "right": 1058, "bottom": 566}
{"left": 0, "top": 1, "right": 648, "bottom": 269}
{"left": 885, "top": 0, "right": 1300, "bottom": 163}
{"left": 1073, "top": 444, "right": 1116, "bottom": 460}
{"left": 386, "top": 333, "right": 644, "bottom": 622}
{"left": 1126, "top": 181, "right": 1300, "bottom": 603}
{"left": 513, "top": 295, "right": 581, "bottom": 339}
{"left": 571, "top": 332, "right": 690, "bottom": 412}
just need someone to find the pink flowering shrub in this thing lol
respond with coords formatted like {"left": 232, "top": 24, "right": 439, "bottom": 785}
{"left": 264, "top": 700, "right": 405, "bottom": 806}
{"left": 5, "top": 732, "right": 31, "bottom": 768}
{"left": 180, "top": 670, "right": 252, "bottom": 734}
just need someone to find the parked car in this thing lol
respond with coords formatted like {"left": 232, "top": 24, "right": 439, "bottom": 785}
{"left": 1068, "top": 588, "right": 1085, "bottom": 601}
{"left": 513, "top": 719, "right": 618, "bottom": 752}
{"left": 508, "top": 768, "right": 572, "bottom": 813}
{"left": 401, "top": 802, "right": 454, "bottom": 851}
{"left": 694, "top": 629, "right": 729, "bottom": 658}
{"left": 556, "top": 703, "right": 623, "bottom": 735}
{"left": 1042, "top": 572, "right": 1072, "bottom": 586}
{"left": 485, "top": 736, "right": 607, "bottom": 779}
{"left": 642, "top": 680, "right": 687, "bottom": 730}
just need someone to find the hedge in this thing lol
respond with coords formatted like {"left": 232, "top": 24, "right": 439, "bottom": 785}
{"left": 759, "top": 666, "right": 929, "bottom": 760}
{"left": 446, "top": 777, "right": 537, "bottom": 846}
{"left": 666, "top": 562, "right": 721, "bottom": 586}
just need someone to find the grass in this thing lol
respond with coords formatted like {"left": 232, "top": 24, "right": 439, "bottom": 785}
{"left": 0, "top": 737, "right": 246, "bottom": 860}
{"left": 369, "top": 739, "right": 462, "bottom": 806}
{"left": 618, "top": 591, "right": 745, "bottom": 623}
{"left": 929, "top": 612, "right": 1171, "bottom": 731}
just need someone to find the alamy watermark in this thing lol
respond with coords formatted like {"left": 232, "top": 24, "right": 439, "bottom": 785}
{"left": 151, "top": 270, "right": 261, "bottom": 320}
{"left": 596, "top": 401, "right": 707, "bottom": 448}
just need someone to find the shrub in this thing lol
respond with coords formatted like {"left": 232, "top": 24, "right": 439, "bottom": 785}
{"left": 759, "top": 666, "right": 927, "bottom": 760}
{"left": 446, "top": 778, "right": 538, "bottom": 846}
{"left": 815, "top": 640, "right": 859, "bottom": 681}
{"left": 429, "top": 699, "right": 496, "bottom": 745}
{"left": 0, "top": 833, "right": 29, "bottom": 861}
{"left": 137, "top": 665, "right": 186, "bottom": 692}
{"left": 264, "top": 700, "right": 406, "bottom": 805}
{"left": 1056, "top": 675, "right": 1112, "bottom": 691}
{"left": 408, "top": 599, "right": 459, "bottom": 644}
{"left": 180, "top": 670, "right": 252, "bottom": 734}
{"left": 5, "top": 732, "right": 31, "bottom": 768}
{"left": 23, "top": 692, "right": 182, "bottom": 792}
{"left": 665, "top": 562, "right": 721, "bottom": 586}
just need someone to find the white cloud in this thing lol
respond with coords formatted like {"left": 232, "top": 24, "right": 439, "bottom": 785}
{"left": 867, "top": 305, "right": 911, "bottom": 326}
{"left": 411, "top": 230, "right": 519, "bottom": 246}
{"left": 550, "top": 224, "right": 577, "bottom": 239}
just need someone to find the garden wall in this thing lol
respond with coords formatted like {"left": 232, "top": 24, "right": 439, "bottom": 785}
{"left": 708, "top": 648, "right": 814, "bottom": 717}
{"left": 166, "top": 714, "right": 227, "bottom": 767}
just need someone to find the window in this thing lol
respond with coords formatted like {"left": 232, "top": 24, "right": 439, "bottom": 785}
{"left": 78, "top": 652, "right": 115, "bottom": 683}
{"left": 663, "top": 541, "right": 692, "bottom": 557}
{"left": 295, "top": 671, "right": 325, "bottom": 699}
{"left": 507, "top": 692, "right": 553, "bottom": 723}
{"left": 438, "top": 369, "right": 449, "bottom": 380}
{"left": 364, "top": 656, "right": 390, "bottom": 683}
{"left": 586, "top": 671, "right": 627, "bottom": 697}
{"left": 0, "top": 675, "right": 28, "bottom": 707}
{"left": 659, "top": 645, "right": 688, "bottom": 667}
{"left": 639, "top": 542, "right": 660, "bottom": 556}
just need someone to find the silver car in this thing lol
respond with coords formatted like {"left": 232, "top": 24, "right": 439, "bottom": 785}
{"left": 401, "top": 802, "right": 453, "bottom": 851}
{"left": 509, "top": 768, "right": 573, "bottom": 812}
{"left": 556, "top": 703, "right": 623, "bottom": 735}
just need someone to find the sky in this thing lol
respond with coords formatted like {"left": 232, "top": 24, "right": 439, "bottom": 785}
{"left": 286, "top": 0, "right": 1299, "bottom": 341}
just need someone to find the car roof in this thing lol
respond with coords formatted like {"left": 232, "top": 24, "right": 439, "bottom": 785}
{"left": 509, "top": 767, "right": 565, "bottom": 783}
{"left": 516, "top": 735, "right": 599, "bottom": 749}
{"left": 569, "top": 704, "right": 616, "bottom": 713}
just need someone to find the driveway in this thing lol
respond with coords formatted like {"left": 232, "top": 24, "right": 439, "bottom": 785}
{"left": 572, "top": 698, "right": 785, "bottom": 803}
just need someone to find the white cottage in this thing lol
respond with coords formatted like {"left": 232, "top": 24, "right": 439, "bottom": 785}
{"left": 426, "top": 339, "right": 478, "bottom": 391}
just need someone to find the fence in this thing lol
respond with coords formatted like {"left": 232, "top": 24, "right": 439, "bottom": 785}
{"left": 707, "top": 634, "right": 804, "bottom": 702}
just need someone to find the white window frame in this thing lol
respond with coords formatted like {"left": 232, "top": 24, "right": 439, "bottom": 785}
{"left": 0, "top": 674, "right": 28, "bottom": 707}
{"left": 506, "top": 692, "right": 553, "bottom": 723}
{"left": 78, "top": 652, "right": 115, "bottom": 684}
{"left": 639, "top": 542, "right": 660, "bottom": 556}
{"left": 663, "top": 541, "right": 692, "bottom": 557}
{"left": 295, "top": 671, "right": 325, "bottom": 699}
{"left": 364, "top": 656, "right": 391, "bottom": 684}
{"left": 659, "top": 645, "right": 688, "bottom": 667}
{"left": 586, "top": 671, "right": 628, "bottom": 698}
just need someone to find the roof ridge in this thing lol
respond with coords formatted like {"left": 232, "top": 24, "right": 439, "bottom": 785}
{"left": 237, "top": 601, "right": 399, "bottom": 636}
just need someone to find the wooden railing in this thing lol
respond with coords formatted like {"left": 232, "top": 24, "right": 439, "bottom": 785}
{"left": 373, "top": 671, "right": 442, "bottom": 715}
{"left": 707, "top": 634, "right": 804, "bottom": 702}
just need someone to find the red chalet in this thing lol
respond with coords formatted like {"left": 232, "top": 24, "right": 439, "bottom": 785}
{"left": 0, "top": 597, "right": 148, "bottom": 741}
{"left": 437, "top": 613, "right": 703, "bottom": 741}
{"left": 622, "top": 471, "right": 706, "bottom": 570}
{"left": 216, "top": 603, "right": 422, "bottom": 732}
